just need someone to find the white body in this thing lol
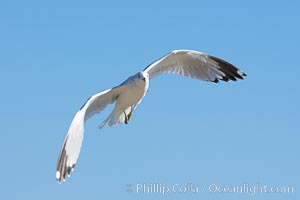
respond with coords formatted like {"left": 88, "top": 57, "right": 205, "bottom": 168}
{"left": 99, "top": 72, "right": 149, "bottom": 128}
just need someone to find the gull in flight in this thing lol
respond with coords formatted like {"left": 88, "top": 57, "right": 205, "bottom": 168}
{"left": 56, "top": 50, "right": 246, "bottom": 183}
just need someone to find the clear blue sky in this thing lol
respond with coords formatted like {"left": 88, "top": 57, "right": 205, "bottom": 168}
{"left": 1, "top": 0, "right": 299, "bottom": 199}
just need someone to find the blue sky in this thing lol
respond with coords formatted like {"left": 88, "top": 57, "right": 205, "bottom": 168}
{"left": 1, "top": 0, "right": 299, "bottom": 199}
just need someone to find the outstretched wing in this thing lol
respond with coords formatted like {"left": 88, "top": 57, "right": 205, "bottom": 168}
{"left": 143, "top": 50, "right": 246, "bottom": 82}
{"left": 56, "top": 86, "right": 123, "bottom": 183}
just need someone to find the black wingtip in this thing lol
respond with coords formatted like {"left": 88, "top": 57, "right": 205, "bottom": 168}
{"left": 208, "top": 55, "right": 246, "bottom": 83}
{"left": 56, "top": 134, "right": 76, "bottom": 183}
{"left": 212, "top": 78, "right": 219, "bottom": 83}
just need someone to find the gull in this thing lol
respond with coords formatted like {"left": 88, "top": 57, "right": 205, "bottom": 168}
{"left": 56, "top": 50, "right": 246, "bottom": 183}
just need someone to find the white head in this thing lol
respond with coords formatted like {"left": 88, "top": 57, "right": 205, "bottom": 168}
{"left": 122, "top": 71, "right": 149, "bottom": 87}
{"left": 130, "top": 71, "right": 149, "bottom": 92}
{"left": 135, "top": 71, "right": 149, "bottom": 82}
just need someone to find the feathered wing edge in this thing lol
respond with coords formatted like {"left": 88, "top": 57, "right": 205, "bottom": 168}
{"left": 143, "top": 50, "right": 246, "bottom": 82}
{"left": 56, "top": 110, "right": 84, "bottom": 183}
{"left": 56, "top": 87, "right": 123, "bottom": 183}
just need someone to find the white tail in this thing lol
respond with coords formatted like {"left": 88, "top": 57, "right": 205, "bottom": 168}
{"left": 98, "top": 109, "right": 125, "bottom": 129}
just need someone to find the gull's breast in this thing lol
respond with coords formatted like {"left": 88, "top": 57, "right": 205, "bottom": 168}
{"left": 116, "top": 82, "right": 147, "bottom": 110}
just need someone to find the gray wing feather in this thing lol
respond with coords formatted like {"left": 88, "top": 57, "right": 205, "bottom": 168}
{"left": 143, "top": 50, "right": 246, "bottom": 82}
{"left": 56, "top": 86, "right": 123, "bottom": 183}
